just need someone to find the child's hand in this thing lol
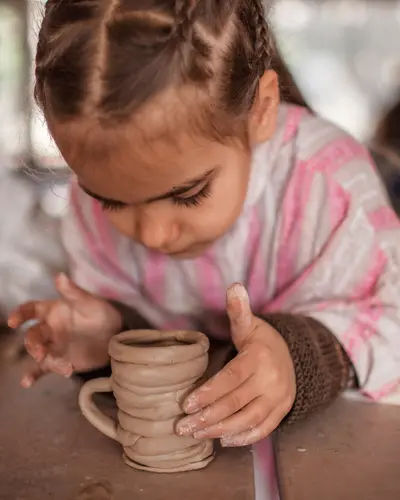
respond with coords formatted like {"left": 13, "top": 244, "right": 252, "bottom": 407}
{"left": 177, "top": 284, "right": 296, "bottom": 447}
{"left": 8, "top": 274, "right": 122, "bottom": 388}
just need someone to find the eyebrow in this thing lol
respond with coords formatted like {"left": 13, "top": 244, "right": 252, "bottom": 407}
{"left": 79, "top": 168, "right": 216, "bottom": 206}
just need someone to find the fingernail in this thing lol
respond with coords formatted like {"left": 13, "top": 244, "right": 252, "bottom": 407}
{"left": 61, "top": 361, "right": 74, "bottom": 378}
{"left": 7, "top": 315, "right": 18, "bottom": 328}
{"left": 21, "top": 376, "right": 33, "bottom": 389}
{"left": 57, "top": 273, "right": 68, "bottom": 286}
{"left": 24, "top": 339, "right": 44, "bottom": 363}
{"left": 194, "top": 429, "right": 209, "bottom": 440}
{"left": 47, "top": 355, "right": 73, "bottom": 377}
{"left": 183, "top": 396, "right": 199, "bottom": 414}
{"left": 33, "top": 346, "right": 45, "bottom": 363}
{"left": 227, "top": 283, "right": 249, "bottom": 303}
{"left": 221, "top": 438, "right": 233, "bottom": 447}
{"left": 177, "top": 421, "right": 197, "bottom": 436}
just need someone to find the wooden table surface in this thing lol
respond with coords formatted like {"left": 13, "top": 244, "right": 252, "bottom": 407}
{"left": 275, "top": 396, "right": 400, "bottom": 500}
{"left": 2, "top": 328, "right": 400, "bottom": 500}
{"left": 0, "top": 356, "right": 254, "bottom": 500}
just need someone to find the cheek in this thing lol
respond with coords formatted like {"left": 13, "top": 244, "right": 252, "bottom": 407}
{"left": 216, "top": 157, "right": 250, "bottom": 213}
{"left": 194, "top": 161, "right": 250, "bottom": 236}
{"left": 105, "top": 209, "right": 136, "bottom": 237}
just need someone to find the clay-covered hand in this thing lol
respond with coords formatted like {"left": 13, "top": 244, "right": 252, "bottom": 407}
{"left": 176, "top": 284, "right": 296, "bottom": 447}
{"left": 8, "top": 273, "right": 122, "bottom": 388}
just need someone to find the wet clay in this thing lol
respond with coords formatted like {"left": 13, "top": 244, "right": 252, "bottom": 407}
{"left": 79, "top": 330, "right": 214, "bottom": 473}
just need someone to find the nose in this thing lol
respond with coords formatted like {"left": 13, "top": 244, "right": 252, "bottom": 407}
{"left": 136, "top": 210, "right": 179, "bottom": 251}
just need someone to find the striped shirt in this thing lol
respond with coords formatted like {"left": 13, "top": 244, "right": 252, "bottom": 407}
{"left": 62, "top": 104, "right": 400, "bottom": 400}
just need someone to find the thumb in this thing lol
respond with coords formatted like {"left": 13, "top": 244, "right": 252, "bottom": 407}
{"left": 226, "top": 283, "right": 255, "bottom": 350}
{"left": 55, "top": 273, "right": 91, "bottom": 304}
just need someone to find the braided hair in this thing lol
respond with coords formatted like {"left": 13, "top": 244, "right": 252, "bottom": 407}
{"left": 250, "top": 0, "right": 273, "bottom": 77}
{"left": 35, "top": 0, "right": 304, "bottom": 134}
{"left": 174, "top": 0, "right": 199, "bottom": 40}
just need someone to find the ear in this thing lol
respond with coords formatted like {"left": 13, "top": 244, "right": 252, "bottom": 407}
{"left": 248, "top": 70, "right": 280, "bottom": 146}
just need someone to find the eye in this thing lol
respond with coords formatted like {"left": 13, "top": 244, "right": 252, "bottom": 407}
{"left": 100, "top": 199, "right": 127, "bottom": 212}
{"left": 172, "top": 182, "right": 211, "bottom": 208}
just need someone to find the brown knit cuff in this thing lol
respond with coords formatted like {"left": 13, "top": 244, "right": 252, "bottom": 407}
{"left": 262, "top": 314, "right": 354, "bottom": 425}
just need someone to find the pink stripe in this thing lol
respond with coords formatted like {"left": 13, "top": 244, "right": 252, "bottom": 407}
{"left": 363, "top": 379, "right": 400, "bottom": 400}
{"left": 368, "top": 206, "right": 400, "bottom": 231}
{"left": 70, "top": 182, "right": 106, "bottom": 270}
{"left": 196, "top": 250, "right": 228, "bottom": 340}
{"left": 275, "top": 160, "right": 314, "bottom": 292}
{"left": 327, "top": 178, "right": 350, "bottom": 229}
{"left": 351, "top": 247, "right": 387, "bottom": 300}
{"left": 307, "top": 136, "right": 369, "bottom": 174}
{"left": 283, "top": 106, "right": 307, "bottom": 143}
{"left": 263, "top": 259, "right": 317, "bottom": 313}
{"left": 143, "top": 252, "right": 167, "bottom": 306}
{"left": 196, "top": 250, "right": 225, "bottom": 311}
{"left": 264, "top": 212, "right": 346, "bottom": 313}
{"left": 92, "top": 200, "right": 119, "bottom": 264}
{"left": 91, "top": 200, "right": 137, "bottom": 288}
{"left": 270, "top": 137, "right": 368, "bottom": 308}
{"left": 246, "top": 206, "right": 267, "bottom": 309}
{"left": 69, "top": 184, "right": 140, "bottom": 302}
{"left": 343, "top": 246, "right": 386, "bottom": 356}
{"left": 343, "top": 299, "right": 383, "bottom": 358}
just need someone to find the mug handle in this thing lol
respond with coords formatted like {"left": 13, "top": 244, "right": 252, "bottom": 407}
{"left": 78, "top": 378, "right": 118, "bottom": 441}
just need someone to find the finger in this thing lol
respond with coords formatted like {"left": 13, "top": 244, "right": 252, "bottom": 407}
{"left": 177, "top": 377, "right": 258, "bottom": 436}
{"left": 8, "top": 301, "right": 51, "bottom": 329}
{"left": 42, "top": 353, "right": 74, "bottom": 378}
{"left": 20, "top": 354, "right": 73, "bottom": 389}
{"left": 183, "top": 350, "right": 255, "bottom": 414}
{"left": 220, "top": 408, "right": 284, "bottom": 447}
{"left": 226, "top": 284, "right": 254, "bottom": 349}
{"left": 55, "top": 273, "right": 91, "bottom": 304}
{"left": 24, "top": 322, "right": 53, "bottom": 363}
{"left": 20, "top": 363, "right": 48, "bottom": 389}
{"left": 194, "top": 396, "right": 269, "bottom": 440}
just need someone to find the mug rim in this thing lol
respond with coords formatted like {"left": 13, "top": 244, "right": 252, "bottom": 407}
{"left": 109, "top": 330, "right": 209, "bottom": 365}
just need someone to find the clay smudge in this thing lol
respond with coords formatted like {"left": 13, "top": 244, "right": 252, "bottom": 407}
{"left": 177, "top": 420, "right": 198, "bottom": 436}
{"left": 227, "top": 283, "right": 250, "bottom": 305}
{"left": 221, "top": 427, "right": 260, "bottom": 447}
{"left": 177, "top": 406, "right": 211, "bottom": 435}
{"left": 227, "top": 283, "right": 252, "bottom": 330}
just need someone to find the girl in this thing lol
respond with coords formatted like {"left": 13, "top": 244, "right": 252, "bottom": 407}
{"left": 8, "top": 1, "right": 400, "bottom": 497}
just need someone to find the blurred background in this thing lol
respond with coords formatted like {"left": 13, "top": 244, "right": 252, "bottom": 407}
{"left": 0, "top": 0, "right": 400, "bottom": 321}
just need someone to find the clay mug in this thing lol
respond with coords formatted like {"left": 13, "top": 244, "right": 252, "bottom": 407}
{"left": 79, "top": 330, "right": 215, "bottom": 473}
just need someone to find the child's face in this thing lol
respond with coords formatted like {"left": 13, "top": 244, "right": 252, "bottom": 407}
{"left": 62, "top": 126, "right": 251, "bottom": 259}
{"left": 53, "top": 71, "right": 279, "bottom": 259}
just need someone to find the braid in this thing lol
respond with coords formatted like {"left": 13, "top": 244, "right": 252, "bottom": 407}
{"left": 250, "top": 0, "right": 273, "bottom": 76}
{"left": 35, "top": 0, "right": 305, "bottom": 136}
{"left": 245, "top": 0, "right": 306, "bottom": 107}
{"left": 34, "top": 0, "right": 103, "bottom": 115}
{"left": 174, "top": 0, "right": 199, "bottom": 41}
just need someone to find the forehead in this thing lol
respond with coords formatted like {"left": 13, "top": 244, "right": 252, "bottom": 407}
{"left": 52, "top": 114, "right": 231, "bottom": 203}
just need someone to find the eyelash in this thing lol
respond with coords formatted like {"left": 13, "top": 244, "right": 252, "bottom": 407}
{"left": 172, "top": 182, "right": 211, "bottom": 208}
{"left": 100, "top": 182, "right": 212, "bottom": 211}
{"left": 100, "top": 200, "right": 126, "bottom": 212}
